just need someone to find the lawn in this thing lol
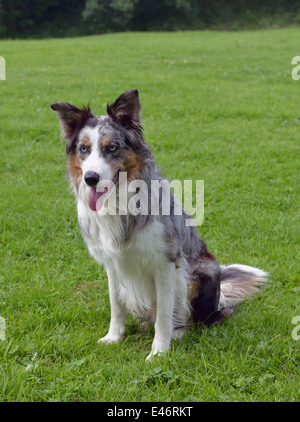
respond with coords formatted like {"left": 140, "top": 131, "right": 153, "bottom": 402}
{"left": 0, "top": 28, "right": 299, "bottom": 402}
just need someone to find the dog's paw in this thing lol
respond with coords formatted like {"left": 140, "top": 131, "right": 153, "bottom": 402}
{"left": 145, "top": 336, "right": 172, "bottom": 361}
{"left": 145, "top": 347, "right": 165, "bottom": 362}
{"left": 145, "top": 351, "right": 160, "bottom": 362}
{"left": 97, "top": 333, "right": 124, "bottom": 344}
{"left": 172, "top": 326, "right": 187, "bottom": 340}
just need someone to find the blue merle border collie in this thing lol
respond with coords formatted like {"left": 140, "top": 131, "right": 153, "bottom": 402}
{"left": 51, "top": 89, "right": 267, "bottom": 360}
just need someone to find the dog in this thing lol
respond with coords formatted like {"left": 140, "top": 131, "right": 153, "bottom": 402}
{"left": 51, "top": 89, "right": 267, "bottom": 360}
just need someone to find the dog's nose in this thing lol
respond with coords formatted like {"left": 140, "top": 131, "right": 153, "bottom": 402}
{"left": 84, "top": 171, "right": 100, "bottom": 186}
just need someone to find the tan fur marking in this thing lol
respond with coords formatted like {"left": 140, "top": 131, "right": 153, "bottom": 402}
{"left": 82, "top": 136, "right": 91, "bottom": 148}
{"left": 124, "top": 151, "right": 142, "bottom": 181}
{"left": 67, "top": 153, "right": 82, "bottom": 191}
{"left": 101, "top": 135, "right": 112, "bottom": 149}
{"left": 187, "top": 281, "right": 200, "bottom": 302}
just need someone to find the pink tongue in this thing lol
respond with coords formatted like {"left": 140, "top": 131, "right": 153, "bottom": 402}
{"left": 88, "top": 187, "right": 107, "bottom": 211}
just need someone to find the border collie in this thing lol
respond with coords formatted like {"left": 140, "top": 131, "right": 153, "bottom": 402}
{"left": 51, "top": 89, "right": 267, "bottom": 360}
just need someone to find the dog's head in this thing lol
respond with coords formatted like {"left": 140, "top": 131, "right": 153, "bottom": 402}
{"left": 51, "top": 90, "right": 152, "bottom": 210}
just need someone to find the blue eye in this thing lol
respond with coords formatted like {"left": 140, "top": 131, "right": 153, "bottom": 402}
{"left": 109, "top": 145, "right": 117, "bottom": 152}
{"left": 79, "top": 145, "right": 88, "bottom": 153}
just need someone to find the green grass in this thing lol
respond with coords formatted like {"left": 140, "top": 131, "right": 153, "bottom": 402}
{"left": 0, "top": 28, "right": 299, "bottom": 402}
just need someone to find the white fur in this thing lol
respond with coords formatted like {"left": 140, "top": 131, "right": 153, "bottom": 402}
{"left": 224, "top": 264, "right": 268, "bottom": 278}
{"left": 218, "top": 263, "right": 268, "bottom": 309}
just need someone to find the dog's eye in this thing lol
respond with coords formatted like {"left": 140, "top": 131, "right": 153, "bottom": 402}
{"left": 79, "top": 145, "right": 88, "bottom": 153}
{"left": 109, "top": 145, "right": 118, "bottom": 152}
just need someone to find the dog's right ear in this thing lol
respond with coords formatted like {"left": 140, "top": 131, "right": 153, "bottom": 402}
{"left": 51, "top": 102, "right": 94, "bottom": 140}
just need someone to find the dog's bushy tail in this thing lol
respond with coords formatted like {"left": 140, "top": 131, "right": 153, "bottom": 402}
{"left": 218, "top": 264, "right": 268, "bottom": 314}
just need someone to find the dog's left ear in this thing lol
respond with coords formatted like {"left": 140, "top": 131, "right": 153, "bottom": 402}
{"left": 107, "top": 89, "right": 142, "bottom": 132}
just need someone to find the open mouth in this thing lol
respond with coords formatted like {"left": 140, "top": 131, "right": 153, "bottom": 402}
{"left": 88, "top": 171, "right": 119, "bottom": 212}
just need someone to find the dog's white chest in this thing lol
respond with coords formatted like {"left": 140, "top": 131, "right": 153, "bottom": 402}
{"left": 77, "top": 199, "right": 169, "bottom": 317}
{"left": 77, "top": 199, "right": 123, "bottom": 263}
{"left": 77, "top": 198, "right": 165, "bottom": 265}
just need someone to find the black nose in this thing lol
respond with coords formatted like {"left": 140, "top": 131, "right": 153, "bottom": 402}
{"left": 84, "top": 171, "right": 100, "bottom": 186}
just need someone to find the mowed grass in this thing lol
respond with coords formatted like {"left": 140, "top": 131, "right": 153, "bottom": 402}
{"left": 0, "top": 28, "right": 299, "bottom": 402}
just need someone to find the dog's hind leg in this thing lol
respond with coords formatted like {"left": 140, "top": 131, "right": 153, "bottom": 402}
{"left": 98, "top": 267, "right": 127, "bottom": 344}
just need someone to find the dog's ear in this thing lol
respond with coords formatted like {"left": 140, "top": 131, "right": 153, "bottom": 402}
{"left": 107, "top": 89, "right": 142, "bottom": 132}
{"left": 51, "top": 102, "right": 94, "bottom": 140}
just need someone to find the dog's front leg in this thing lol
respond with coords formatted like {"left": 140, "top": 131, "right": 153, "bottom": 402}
{"left": 98, "top": 268, "right": 126, "bottom": 344}
{"left": 146, "top": 263, "right": 175, "bottom": 361}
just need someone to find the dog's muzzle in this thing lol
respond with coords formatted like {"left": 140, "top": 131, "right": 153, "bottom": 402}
{"left": 84, "top": 171, "right": 100, "bottom": 187}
